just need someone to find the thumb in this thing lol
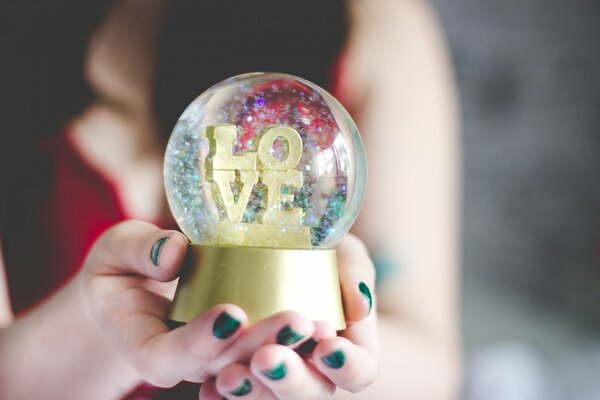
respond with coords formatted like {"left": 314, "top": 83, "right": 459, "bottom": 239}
{"left": 85, "top": 220, "right": 189, "bottom": 282}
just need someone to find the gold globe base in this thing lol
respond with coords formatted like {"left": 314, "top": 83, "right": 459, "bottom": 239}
{"left": 169, "top": 245, "right": 346, "bottom": 330}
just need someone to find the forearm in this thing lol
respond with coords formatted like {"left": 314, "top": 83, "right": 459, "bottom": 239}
{"left": 0, "top": 276, "right": 140, "bottom": 400}
{"left": 341, "top": 0, "right": 462, "bottom": 398}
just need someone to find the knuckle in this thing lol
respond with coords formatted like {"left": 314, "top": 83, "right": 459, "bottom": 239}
{"left": 135, "top": 357, "right": 178, "bottom": 388}
{"left": 94, "top": 225, "right": 121, "bottom": 262}
{"left": 344, "top": 368, "right": 377, "bottom": 393}
{"left": 99, "top": 220, "right": 141, "bottom": 250}
{"left": 344, "top": 234, "right": 369, "bottom": 255}
{"left": 133, "top": 235, "right": 148, "bottom": 265}
{"left": 338, "top": 236, "right": 376, "bottom": 280}
{"left": 101, "top": 222, "right": 125, "bottom": 246}
{"left": 184, "top": 335, "right": 217, "bottom": 363}
{"left": 362, "top": 258, "right": 376, "bottom": 282}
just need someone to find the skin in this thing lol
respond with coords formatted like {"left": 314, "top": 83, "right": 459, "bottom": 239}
{"left": 336, "top": 1, "right": 462, "bottom": 398}
{"left": 208, "top": 1, "right": 462, "bottom": 398}
{"left": 0, "top": 220, "right": 375, "bottom": 399}
{"left": 0, "top": 0, "right": 460, "bottom": 398}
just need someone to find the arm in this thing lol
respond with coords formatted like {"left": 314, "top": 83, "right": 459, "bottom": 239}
{"left": 0, "top": 240, "right": 141, "bottom": 400}
{"left": 336, "top": 0, "right": 461, "bottom": 398}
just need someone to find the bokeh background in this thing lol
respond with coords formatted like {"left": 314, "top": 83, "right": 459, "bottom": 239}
{"left": 431, "top": 1, "right": 600, "bottom": 398}
{"left": 2, "top": 1, "right": 600, "bottom": 398}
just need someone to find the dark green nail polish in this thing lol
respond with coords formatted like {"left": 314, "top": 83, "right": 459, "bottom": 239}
{"left": 321, "top": 350, "right": 345, "bottom": 369}
{"left": 276, "top": 325, "right": 305, "bottom": 346}
{"left": 212, "top": 312, "right": 241, "bottom": 339}
{"left": 359, "top": 282, "right": 372, "bottom": 313}
{"left": 262, "top": 362, "right": 287, "bottom": 380}
{"left": 230, "top": 378, "right": 252, "bottom": 396}
{"left": 150, "top": 237, "right": 169, "bottom": 267}
{"left": 297, "top": 338, "right": 319, "bottom": 355}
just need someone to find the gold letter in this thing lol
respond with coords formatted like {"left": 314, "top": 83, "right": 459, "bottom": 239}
{"left": 208, "top": 125, "right": 257, "bottom": 170}
{"left": 261, "top": 170, "right": 303, "bottom": 226}
{"left": 257, "top": 126, "right": 303, "bottom": 170}
{"left": 213, "top": 170, "right": 259, "bottom": 223}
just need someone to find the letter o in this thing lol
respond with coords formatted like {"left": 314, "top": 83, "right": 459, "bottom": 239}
{"left": 258, "top": 126, "right": 303, "bottom": 170}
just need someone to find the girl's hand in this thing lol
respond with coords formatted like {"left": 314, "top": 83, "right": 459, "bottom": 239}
{"left": 80, "top": 220, "right": 319, "bottom": 388}
{"left": 200, "top": 235, "right": 379, "bottom": 399}
{"left": 81, "top": 221, "right": 377, "bottom": 398}
{"left": 80, "top": 220, "right": 245, "bottom": 387}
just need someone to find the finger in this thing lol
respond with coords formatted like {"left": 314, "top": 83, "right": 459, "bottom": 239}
{"left": 251, "top": 344, "right": 336, "bottom": 400}
{"left": 198, "top": 378, "right": 220, "bottom": 400}
{"left": 216, "top": 363, "right": 275, "bottom": 399}
{"left": 336, "top": 234, "right": 376, "bottom": 322}
{"left": 296, "top": 321, "right": 337, "bottom": 358}
{"left": 121, "top": 304, "right": 247, "bottom": 387}
{"left": 204, "top": 311, "right": 314, "bottom": 375}
{"left": 313, "top": 336, "right": 378, "bottom": 393}
{"left": 87, "top": 220, "right": 189, "bottom": 282}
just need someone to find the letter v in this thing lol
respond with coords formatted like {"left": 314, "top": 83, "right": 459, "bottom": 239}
{"left": 212, "top": 170, "right": 259, "bottom": 223}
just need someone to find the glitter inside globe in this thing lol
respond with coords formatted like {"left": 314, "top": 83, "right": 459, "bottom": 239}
{"left": 164, "top": 73, "right": 366, "bottom": 249}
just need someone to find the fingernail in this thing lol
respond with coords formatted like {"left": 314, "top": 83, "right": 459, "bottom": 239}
{"left": 230, "top": 378, "right": 252, "bottom": 396}
{"left": 359, "top": 282, "right": 372, "bottom": 313}
{"left": 150, "top": 237, "right": 169, "bottom": 267}
{"left": 321, "top": 350, "right": 345, "bottom": 369}
{"left": 297, "top": 337, "right": 319, "bottom": 355}
{"left": 262, "top": 362, "right": 287, "bottom": 380}
{"left": 276, "top": 325, "right": 305, "bottom": 346}
{"left": 212, "top": 311, "right": 241, "bottom": 339}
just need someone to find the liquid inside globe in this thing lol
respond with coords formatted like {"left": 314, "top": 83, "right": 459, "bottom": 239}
{"left": 164, "top": 73, "right": 366, "bottom": 249}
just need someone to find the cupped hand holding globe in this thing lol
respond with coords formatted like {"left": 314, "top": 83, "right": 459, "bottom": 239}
{"left": 78, "top": 74, "right": 378, "bottom": 398}
{"left": 79, "top": 221, "right": 377, "bottom": 398}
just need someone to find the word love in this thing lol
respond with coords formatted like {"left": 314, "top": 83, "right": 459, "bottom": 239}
{"left": 206, "top": 124, "right": 306, "bottom": 229}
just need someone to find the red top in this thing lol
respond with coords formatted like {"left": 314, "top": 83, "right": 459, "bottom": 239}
{"left": 6, "top": 131, "right": 127, "bottom": 314}
{"left": 3, "top": 130, "right": 197, "bottom": 398}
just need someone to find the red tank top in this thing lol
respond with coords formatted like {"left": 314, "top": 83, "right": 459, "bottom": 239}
{"left": 3, "top": 130, "right": 197, "bottom": 398}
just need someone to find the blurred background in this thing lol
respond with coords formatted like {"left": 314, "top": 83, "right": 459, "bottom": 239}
{"left": 2, "top": 1, "right": 600, "bottom": 399}
{"left": 431, "top": 1, "right": 600, "bottom": 399}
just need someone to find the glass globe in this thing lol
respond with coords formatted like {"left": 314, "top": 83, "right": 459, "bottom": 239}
{"left": 164, "top": 72, "right": 366, "bottom": 250}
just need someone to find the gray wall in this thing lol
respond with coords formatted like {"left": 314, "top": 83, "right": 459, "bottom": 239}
{"left": 432, "top": 0, "right": 600, "bottom": 345}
